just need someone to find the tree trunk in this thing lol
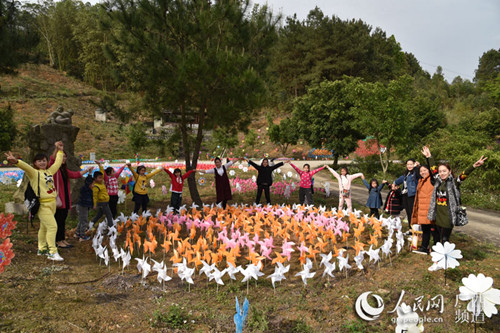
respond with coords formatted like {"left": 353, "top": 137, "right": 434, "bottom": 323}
{"left": 333, "top": 154, "right": 339, "bottom": 169}
{"left": 186, "top": 108, "right": 205, "bottom": 206}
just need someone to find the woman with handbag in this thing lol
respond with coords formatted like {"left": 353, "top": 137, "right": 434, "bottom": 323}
{"left": 427, "top": 152, "right": 487, "bottom": 244}
{"left": 50, "top": 150, "right": 93, "bottom": 249}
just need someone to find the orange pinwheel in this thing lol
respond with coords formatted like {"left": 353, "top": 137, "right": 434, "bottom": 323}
{"left": 144, "top": 237, "right": 158, "bottom": 254}
{"left": 170, "top": 249, "right": 182, "bottom": 264}
{"left": 271, "top": 252, "right": 287, "bottom": 265}
{"left": 368, "top": 234, "right": 378, "bottom": 247}
{"left": 161, "top": 237, "right": 171, "bottom": 254}
{"left": 125, "top": 231, "right": 134, "bottom": 254}
{"left": 354, "top": 240, "right": 366, "bottom": 255}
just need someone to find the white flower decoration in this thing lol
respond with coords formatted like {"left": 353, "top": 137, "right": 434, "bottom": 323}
{"left": 238, "top": 164, "right": 243, "bottom": 170}
{"left": 276, "top": 168, "right": 281, "bottom": 174}
{"left": 242, "top": 167, "right": 248, "bottom": 173}
{"left": 287, "top": 171, "right": 293, "bottom": 178}
{"left": 252, "top": 175, "right": 256, "bottom": 182}
{"left": 229, "top": 170, "right": 235, "bottom": 176}
{"left": 430, "top": 241, "right": 462, "bottom": 270}
{"left": 459, "top": 273, "right": 500, "bottom": 318}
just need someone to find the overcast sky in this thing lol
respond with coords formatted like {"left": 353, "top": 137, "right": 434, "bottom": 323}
{"left": 252, "top": 0, "right": 500, "bottom": 82}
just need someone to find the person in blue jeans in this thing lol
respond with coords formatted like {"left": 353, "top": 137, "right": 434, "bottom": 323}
{"left": 362, "top": 174, "right": 387, "bottom": 219}
{"left": 393, "top": 159, "right": 421, "bottom": 224}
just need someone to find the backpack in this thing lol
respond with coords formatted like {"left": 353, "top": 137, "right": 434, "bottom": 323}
{"left": 24, "top": 172, "right": 40, "bottom": 224}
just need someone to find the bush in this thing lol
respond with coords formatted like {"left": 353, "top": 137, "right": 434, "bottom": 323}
{"left": 127, "top": 123, "right": 149, "bottom": 151}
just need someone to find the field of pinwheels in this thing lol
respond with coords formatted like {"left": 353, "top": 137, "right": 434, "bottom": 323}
{"left": 0, "top": 163, "right": 499, "bottom": 332}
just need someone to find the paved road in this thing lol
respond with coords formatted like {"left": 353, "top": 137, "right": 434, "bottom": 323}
{"left": 280, "top": 161, "right": 500, "bottom": 246}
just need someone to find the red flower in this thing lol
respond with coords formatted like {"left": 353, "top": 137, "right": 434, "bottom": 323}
{"left": 0, "top": 213, "right": 17, "bottom": 239}
{"left": 0, "top": 238, "right": 15, "bottom": 273}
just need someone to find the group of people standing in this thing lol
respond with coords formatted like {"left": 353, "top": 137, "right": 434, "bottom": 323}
{"left": 5, "top": 144, "right": 487, "bottom": 262}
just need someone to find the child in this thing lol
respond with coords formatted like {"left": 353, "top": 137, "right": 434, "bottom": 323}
{"left": 383, "top": 183, "right": 403, "bottom": 217}
{"left": 204, "top": 157, "right": 243, "bottom": 209}
{"left": 248, "top": 158, "right": 284, "bottom": 205}
{"left": 90, "top": 171, "right": 114, "bottom": 228}
{"left": 290, "top": 161, "right": 325, "bottom": 205}
{"left": 50, "top": 150, "right": 92, "bottom": 249}
{"left": 164, "top": 167, "right": 196, "bottom": 213}
{"left": 96, "top": 161, "right": 126, "bottom": 218}
{"left": 75, "top": 175, "right": 95, "bottom": 241}
{"left": 361, "top": 175, "right": 387, "bottom": 219}
{"left": 127, "top": 163, "right": 162, "bottom": 214}
{"left": 5, "top": 142, "right": 65, "bottom": 261}
{"left": 325, "top": 165, "right": 363, "bottom": 213}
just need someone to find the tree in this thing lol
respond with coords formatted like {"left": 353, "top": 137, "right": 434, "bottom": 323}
{"left": 292, "top": 77, "right": 364, "bottom": 167}
{"left": 127, "top": 123, "right": 149, "bottom": 152}
{"left": 474, "top": 49, "right": 500, "bottom": 87}
{"left": 104, "top": 0, "right": 279, "bottom": 204}
{"left": 267, "top": 114, "right": 297, "bottom": 155}
{"left": 0, "top": 105, "right": 17, "bottom": 151}
{"left": 353, "top": 75, "right": 413, "bottom": 173}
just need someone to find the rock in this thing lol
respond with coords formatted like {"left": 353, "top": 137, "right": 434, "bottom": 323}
{"left": 5, "top": 202, "right": 27, "bottom": 215}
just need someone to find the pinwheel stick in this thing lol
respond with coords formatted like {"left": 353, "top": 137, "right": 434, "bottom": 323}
{"left": 444, "top": 257, "right": 447, "bottom": 286}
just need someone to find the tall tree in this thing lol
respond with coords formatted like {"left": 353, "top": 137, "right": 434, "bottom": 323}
{"left": 474, "top": 49, "right": 500, "bottom": 87}
{"left": 292, "top": 77, "right": 364, "bottom": 167}
{"left": 267, "top": 114, "right": 297, "bottom": 155}
{"left": 103, "top": 0, "right": 279, "bottom": 204}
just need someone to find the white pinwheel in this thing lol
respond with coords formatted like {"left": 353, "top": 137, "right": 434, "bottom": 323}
{"left": 287, "top": 171, "right": 293, "bottom": 178}
{"left": 229, "top": 170, "right": 236, "bottom": 176}
{"left": 367, "top": 245, "right": 381, "bottom": 264}
{"left": 117, "top": 190, "right": 126, "bottom": 204}
{"left": 459, "top": 273, "right": 500, "bottom": 318}
{"left": 295, "top": 261, "right": 315, "bottom": 286}
{"left": 354, "top": 251, "right": 365, "bottom": 270}
{"left": 430, "top": 241, "right": 462, "bottom": 270}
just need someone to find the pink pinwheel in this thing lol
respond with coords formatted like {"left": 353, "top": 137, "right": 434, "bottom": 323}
{"left": 281, "top": 238, "right": 295, "bottom": 261}
{"left": 297, "top": 242, "right": 309, "bottom": 256}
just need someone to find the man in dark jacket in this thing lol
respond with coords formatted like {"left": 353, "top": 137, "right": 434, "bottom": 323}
{"left": 248, "top": 158, "right": 284, "bottom": 205}
{"left": 75, "top": 175, "right": 94, "bottom": 240}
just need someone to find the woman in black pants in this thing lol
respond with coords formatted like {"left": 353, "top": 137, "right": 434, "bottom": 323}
{"left": 427, "top": 151, "right": 487, "bottom": 244}
{"left": 248, "top": 158, "right": 284, "bottom": 205}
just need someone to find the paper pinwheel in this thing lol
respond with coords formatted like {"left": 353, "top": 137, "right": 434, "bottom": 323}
{"left": 157, "top": 265, "right": 172, "bottom": 284}
{"left": 198, "top": 177, "right": 206, "bottom": 186}
{"left": 229, "top": 170, "right": 236, "bottom": 176}
{"left": 234, "top": 296, "right": 249, "bottom": 333}
{"left": 0, "top": 238, "right": 15, "bottom": 273}
{"left": 338, "top": 253, "right": 351, "bottom": 278}
{"left": 117, "top": 190, "right": 126, "bottom": 204}
{"left": 322, "top": 261, "right": 335, "bottom": 279}
{"left": 150, "top": 179, "right": 155, "bottom": 188}
{"left": 287, "top": 171, "right": 293, "bottom": 178}
{"left": 367, "top": 245, "right": 381, "bottom": 264}
{"left": 0, "top": 213, "right": 17, "bottom": 239}
{"left": 295, "top": 260, "right": 316, "bottom": 286}
{"left": 225, "top": 263, "right": 240, "bottom": 280}
{"left": 267, "top": 262, "right": 290, "bottom": 289}
{"left": 354, "top": 251, "right": 365, "bottom": 270}
{"left": 121, "top": 249, "right": 131, "bottom": 270}
{"left": 459, "top": 273, "right": 500, "bottom": 319}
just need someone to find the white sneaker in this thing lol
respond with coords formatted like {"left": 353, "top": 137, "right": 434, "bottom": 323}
{"left": 47, "top": 252, "right": 64, "bottom": 261}
{"left": 428, "top": 263, "right": 439, "bottom": 271}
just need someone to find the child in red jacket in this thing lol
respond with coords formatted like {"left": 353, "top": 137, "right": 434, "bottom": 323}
{"left": 164, "top": 167, "right": 196, "bottom": 213}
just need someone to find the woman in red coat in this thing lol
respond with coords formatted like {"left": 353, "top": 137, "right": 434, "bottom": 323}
{"left": 50, "top": 150, "right": 92, "bottom": 248}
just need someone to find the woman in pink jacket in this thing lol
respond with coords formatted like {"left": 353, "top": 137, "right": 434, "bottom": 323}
{"left": 325, "top": 165, "right": 363, "bottom": 213}
{"left": 289, "top": 161, "right": 325, "bottom": 205}
{"left": 50, "top": 150, "right": 93, "bottom": 248}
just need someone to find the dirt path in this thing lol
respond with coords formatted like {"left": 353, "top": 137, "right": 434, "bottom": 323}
{"left": 281, "top": 161, "right": 500, "bottom": 246}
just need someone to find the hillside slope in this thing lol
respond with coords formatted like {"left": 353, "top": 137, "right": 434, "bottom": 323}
{"left": 0, "top": 64, "right": 313, "bottom": 160}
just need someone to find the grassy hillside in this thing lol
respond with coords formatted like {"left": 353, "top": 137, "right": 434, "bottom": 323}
{"left": 0, "top": 64, "right": 312, "bottom": 161}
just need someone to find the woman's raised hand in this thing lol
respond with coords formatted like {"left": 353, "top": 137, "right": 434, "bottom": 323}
{"left": 421, "top": 146, "right": 431, "bottom": 158}
{"left": 473, "top": 155, "right": 487, "bottom": 168}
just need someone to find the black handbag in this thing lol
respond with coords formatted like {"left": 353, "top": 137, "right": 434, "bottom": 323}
{"left": 25, "top": 172, "right": 40, "bottom": 223}
{"left": 453, "top": 183, "right": 468, "bottom": 227}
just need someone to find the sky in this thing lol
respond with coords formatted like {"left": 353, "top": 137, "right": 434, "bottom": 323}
{"left": 252, "top": 0, "right": 500, "bottom": 82}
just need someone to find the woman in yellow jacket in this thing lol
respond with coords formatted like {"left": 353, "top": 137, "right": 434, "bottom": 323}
{"left": 126, "top": 163, "right": 162, "bottom": 214}
{"left": 5, "top": 141, "right": 65, "bottom": 261}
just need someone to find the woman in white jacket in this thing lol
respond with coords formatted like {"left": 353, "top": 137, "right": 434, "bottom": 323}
{"left": 325, "top": 166, "right": 363, "bottom": 213}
